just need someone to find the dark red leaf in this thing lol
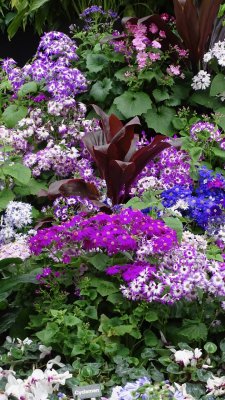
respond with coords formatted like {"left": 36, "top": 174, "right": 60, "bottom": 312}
{"left": 107, "top": 160, "right": 136, "bottom": 204}
{"left": 59, "top": 179, "right": 99, "bottom": 199}
{"left": 198, "top": 0, "right": 221, "bottom": 60}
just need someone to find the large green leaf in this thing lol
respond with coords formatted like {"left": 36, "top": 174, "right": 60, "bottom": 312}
{"left": 29, "top": 0, "right": 50, "bottom": 11}
{"left": 215, "top": 107, "right": 225, "bottom": 130}
{"left": 210, "top": 73, "right": 225, "bottom": 96}
{"left": 144, "top": 106, "right": 176, "bottom": 135}
{"left": 2, "top": 163, "right": 31, "bottom": 185}
{"left": 0, "top": 268, "right": 42, "bottom": 294}
{"left": 2, "top": 105, "right": 28, "bottom": 128}
{"left": 180, "top": 321, "right": 207, "bottom": 341}
{"left": 17, "top": 81, "right": 38, "bottom": 97}
{"left": 0, "top": 188, "right": 15, "bottom": 210}
{"left": 90, "top": 78, "right": 112, "bottom": 102}
{"left": 86, "top": 54, "right": 108, "bottom": 73}
{"left": 114, "top": 91, "right": 152, "bottom": 119}
{"left": 163, "top": 217, "right": 183, "bottom": 242}
{"left": 212, "top": 147, "right": 225, "bottom": 159}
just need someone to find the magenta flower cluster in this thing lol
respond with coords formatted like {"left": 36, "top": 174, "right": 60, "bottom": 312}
{"left": 29, "top": 208, "right": 177, "bottom": 263}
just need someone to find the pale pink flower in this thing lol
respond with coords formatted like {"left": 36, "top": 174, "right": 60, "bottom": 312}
{"left": 149, "top": 23, "right": 158, "bottom": 34}
{"left": 137, "top": 51, "right": 148, "bottom": 69}
{"left": 167, "top": 65, "right": 181, "bottom": 76}
{"left": 151, "top": 40, "right": 161, "bottom": 49}
{"left": 132, "top": 37, "right": 146, "bottom": 51}
{"left": 148, "top": 52, "right": 161, "bottom": 62}
{"left": 159, "top": 30, "right": 166, "bottom": 38}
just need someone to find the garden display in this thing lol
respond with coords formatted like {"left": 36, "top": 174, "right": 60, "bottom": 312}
{"left": 0, "top": 1, "right": 225, "bottom": 399}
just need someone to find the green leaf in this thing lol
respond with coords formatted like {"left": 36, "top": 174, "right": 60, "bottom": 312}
{"left": 180, "top": 321, "right": 207, "bottom": 341}
{"left": 90, "top": 278, "right": 118, "bottom": 296}
{"left": 204, "top": 342, "right": 217, "bottom": 354}
{"left": 215, "top": 107, "right": 225, "bottom": 130}
{"left": 190, "top": 92, "right": 220, "bottom": 110}
{"left": 212, "top": 147, "right": 225, "bottom": 159}
{"left": 0, "top": 268, "right": 42, "bottom": 294}
{"left": 86, "top": 54, "right": 108, "bottom": 73}
{"left": 145, "top": 311, "right": 158, "bottom": 322}
{"left": 71, "top": 344, "right": 86, "bottom": 356}
{"left": 115, "top": 67, "right": 131, "bottom": 82}
{"left": 172, "top": 116, "right": 186, "bottom": 130}
{"left": 85, "top": 306, "right": 98, "bottom": 320}
{"left": 17, "top": 81, "right": 38, "bottom": 97}
{"left": 152, "top": 88, "right": 170, "bottom": 102}
{"left": 0, "top": 188, "right": 15, "bottom": 210}
{"left": 29, "top": 0, "right": 50, "bottom": 12}
{"left": 114, "top": 91, "right": 152, "bottom": 119}
{"left": 144, "top": 106, "right": 176, "bottom": 135}
{"left": 113, "top": 324, "right": 135, "bottom": 336}
{"left": 90, "top": 78, "right": 112, "bottom": 103}
{"left": 2, "top": 163, "right": 31, "bottom": 185}
{"left": 144, "top": 329, "right": 158, "bottom": 346}
{"left": 88, "top": 253, "right": 110, "bottom": 271}
{"left": 36, "top": 322, "right": 58, "bottom": 344}
{"left": 163, "top": 217, "right": 183, "bottom": 242}
{"left": 64, "top": 315, "right": 81, "bottom": 327}
{"left": 2, "top": 105, "right": 28, "bottom": 128}
{"left": 138, "top": 70, "right": 158, "bottom": 83}
{"left": 210, "top": 73, "right": 225, "bottom": 96}
{"left": 0, "top": 257, "right": 22, "bottom": 270}
{"left": 189, "top": 146, "right": 203, "bottom": 163}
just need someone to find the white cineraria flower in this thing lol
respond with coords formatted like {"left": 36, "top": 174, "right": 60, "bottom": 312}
{"left": 46, "top": 355, "right": 65, "bottom": 369}
{"left": 191, "top": 70, "right": 211, "bottom": 90}
{"left": 194, "top": 348, "right": 202, "bottom": 359}
{"left": 172, "top": 383, "right": 195, "bottom": 400}
{"left": 174, "top": 349, "right": 194, "bottom": 367}
{"left": 17, "top": 337, "right": 32, "bottom": 347}
{"left": 39, "top": 344, "right": 52, "bottom": 359}
{"left": 203, "top": 51, "right": 213, "bottom": 63}
{"left": 207, "top": 375, "right": 225, "bottom": 396}
{"left": 108, "top": 386, "right": 123, "bottom": 400}
{"left": 5, "top": 201, "right": 32, "bottom": 229}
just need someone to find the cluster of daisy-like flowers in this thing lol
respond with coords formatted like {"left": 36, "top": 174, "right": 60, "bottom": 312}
{"left": 109, "top": 377, "right": 180, "bottom": 400}
{"left": 111, "top": 14, "right": 187, "bottom": 74}
{"left": 192, "top": 40, "right": 225, "bottom": 95}
{"left": 29, "top": 208, "right": 177, "bottom": 264}
{"left": 53, "top": 195, "right": 100, "bottom": 221}
{"left": 130, "top": 142, "right": 193, "bottom": 196}
{"left": 0, "top": 358, "right": 72, "bottom": 400}
{"left": 2, "top": 31, "right": 87, "bottom": 99}
{"left": 0, "top": 99, "right": 100, "bottom": 179}
{"left": 0, "top": 201, "right": 32, "bottom": 260}
{"left": 107, "top": 230, "right": 225, "bottom": 304}
{"left": 190, "top": 121, "right": 225, "bottom": 150}
{"left": 161, "top": 166, "right": 225, "bottom": 228}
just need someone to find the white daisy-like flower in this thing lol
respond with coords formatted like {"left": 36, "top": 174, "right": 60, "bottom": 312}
{"left": 191, "top": 70, "right": 211, "bottom": 90}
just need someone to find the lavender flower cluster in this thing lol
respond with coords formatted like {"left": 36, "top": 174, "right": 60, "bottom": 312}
{"left": 161, "top": 167, "right": 225, "bottom": 228}
{"left": 53, "top": 195, "right": 100, "bottom": 221}
{"left": 0, "top": 99, "right": 100, "bottom": 179}
{"left": 109, "top": 376, "right": 186, "bottom": 400}
{"left": 190, "top": 121, "right": 225, "bottom": 150}
{"left": 29, "top": 208, "right": 177, "bottom": 264}
{"left": 107, "top": 230, "right": 225, "bottom": 305}
{"left": 2, "top": 31, "right": 87, "bottom": 99}
{"left": 130, "top": 144, "right": 193, "bottom": 196}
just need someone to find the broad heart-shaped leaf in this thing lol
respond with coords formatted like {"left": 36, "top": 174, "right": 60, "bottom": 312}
{"left": 180, "top": 321, "right": 207, "bottom": 341}
{"left": 214, "top": 106, "right": 225, "bottom": 130}
{"left": 114, "top": 91, "right": 152, "bottom": 119}
{"left": 163, "top": 217, "right": 183, "bottom": 242}
{"left": 2, "top": 163, "right": 31, "bottom": 185}
{"left": 144, "top": 106, "right": 176, "bottom": 135}
{"left": 212, "top": 147, "right": 225, "bottom": 159}
{"left": 86, "top": 54, "right": 108, "bottom": 73}
{"left": 115, "top": 67, "right": 132, "bottom": 82}
{"left": 0, "top": 188, "right": 15, "bottom": 210}
{"left": 210, "top": 73, "right": 225, "bottom": 96}
{"left": 152, "top": 88, "right": 170, "bottom": 102}
{"left": 90, "top": 78, "right": 112, "bottom": 102}
{"left": 17, "top": 81, "right": 38, "bottom": 97}
{"left": 2, "top": 105, "right": 28, "bottom": 128}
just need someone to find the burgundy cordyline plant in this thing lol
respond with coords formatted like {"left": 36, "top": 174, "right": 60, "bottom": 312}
{"left": 82, "top": 105, "right": 171, "bottom": 205}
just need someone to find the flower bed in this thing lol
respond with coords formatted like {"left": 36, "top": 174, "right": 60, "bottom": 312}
{"left": 0, "top": 2, "right": 225, "bottom": 399}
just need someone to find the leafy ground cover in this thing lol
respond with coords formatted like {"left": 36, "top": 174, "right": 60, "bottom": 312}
{"left": 0, "top": 1, "right": 225, "bottom": 399}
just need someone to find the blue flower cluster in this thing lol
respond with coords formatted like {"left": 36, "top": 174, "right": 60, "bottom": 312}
{"left": 161, "top": 167, "right": 225, "bottom": 228}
